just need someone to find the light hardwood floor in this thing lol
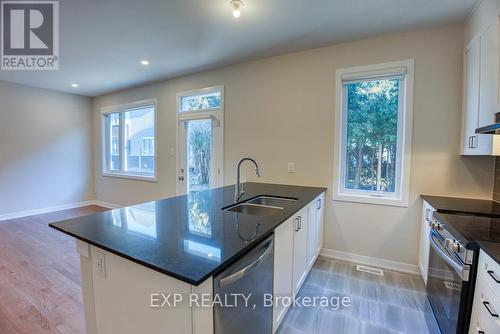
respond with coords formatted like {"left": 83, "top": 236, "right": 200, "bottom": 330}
{"left": 278, "top": 257, "right": 440, "bottom": 334}
{"left": 0, "top": 206, "right": 109, "bottom": 334}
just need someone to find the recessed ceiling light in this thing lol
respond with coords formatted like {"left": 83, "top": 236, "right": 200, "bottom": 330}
{"left": 230, "top": 0, "right": 243, "bottom": 18}
{"left": 140, "top": 60, "right": 150, "bottom": 66}
{"left": 71, "top": 83, "right": 79, "bottom": 88}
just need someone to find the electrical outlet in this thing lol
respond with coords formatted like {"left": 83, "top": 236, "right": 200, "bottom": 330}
{"left": 288, "top": 162, "right": 295, "bottom": 173}
{"left": 96, "top": 251, "right": 106, "bottom": 279}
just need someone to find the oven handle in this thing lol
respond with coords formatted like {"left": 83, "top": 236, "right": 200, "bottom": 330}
{"left": 429, "top": 230, "right": 469, "bottom": 282}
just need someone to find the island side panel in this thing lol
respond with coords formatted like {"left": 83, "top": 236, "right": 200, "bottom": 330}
{"left": 76, "top": 240, "right": 98, "bottom": 334}
{"left": 191, "top": 278, "right": 214, "bottom": 334}
{"left": 88, "top": 245, "right": 194, "bottom": 334}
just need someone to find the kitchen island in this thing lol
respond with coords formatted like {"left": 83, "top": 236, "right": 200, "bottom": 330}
{"left": 50, "top": 182, "right": 326, "bottom": 334}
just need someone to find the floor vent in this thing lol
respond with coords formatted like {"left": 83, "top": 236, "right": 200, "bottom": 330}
{"left": 356, "top": 265, "right": 384, "bottom": 276}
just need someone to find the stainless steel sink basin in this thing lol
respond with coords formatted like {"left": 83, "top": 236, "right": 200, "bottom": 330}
{"left": 246, "top": 195, "right": 298, "bottom": 207}
{"left": 224, "top": 203, "right": 284, "bottom": 216}
{"left": 223, "top": 195, "right": 297, "bottom": 216}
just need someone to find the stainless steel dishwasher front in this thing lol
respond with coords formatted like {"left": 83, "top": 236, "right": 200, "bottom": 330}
{"left": 213, "top": 234, "right": 274, "bottom": 334}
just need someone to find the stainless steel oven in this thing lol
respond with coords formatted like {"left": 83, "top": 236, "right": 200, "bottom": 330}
{"left": 427, "top": 221, "right": 476, "bottom": 334}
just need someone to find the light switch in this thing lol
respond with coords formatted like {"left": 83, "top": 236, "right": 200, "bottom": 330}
{"left": 288, "top": 162, "right": 295, "bottom": 173}
{"left": 96, "top": 251, "right": 106, "bottom": 279}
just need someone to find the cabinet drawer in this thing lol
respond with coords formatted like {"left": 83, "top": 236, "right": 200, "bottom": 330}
{"left": 470, "top": 275, "right": 500, "bottom": 334}
{"left": 477, "top": 251, "right": 500, "bottom": 298}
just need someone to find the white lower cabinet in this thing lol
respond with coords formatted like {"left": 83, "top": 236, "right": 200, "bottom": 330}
{"left": 272, "top": 215, "right": 294, "bottom": 333}
{"left": 418, "top": 200, "right": 435, "bottom": 285}
{"left": 292, "top": 207, "right": 308, "bottom": 295}
{"left": 469, "top": 251, "right": 500, "bottom": 334}
{"left": 307, "top": 194, "right": 325, "bottom": 270}
{"left": 273, "top": 193, "right": 325, "bottom": 333}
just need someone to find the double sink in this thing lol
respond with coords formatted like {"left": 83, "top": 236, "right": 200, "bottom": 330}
{"left": 223, "top": 195, "right": 298, "bottom": 215}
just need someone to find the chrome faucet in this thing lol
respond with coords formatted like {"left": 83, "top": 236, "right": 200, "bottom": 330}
{"left": 235, "top": 157, "right": 261, "bottom": 202}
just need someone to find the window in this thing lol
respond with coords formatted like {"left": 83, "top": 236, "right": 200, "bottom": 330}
{"left": 180, "top": 90, "right": 221, "bottom": 112}
{"left": 102, "top": 100, "right": 157, "bottom": 180}
{"left": 177, "top": 86, "right": 224, "bottom": 195}
{"left": 333, "top": 60, "right": 414, "bottom": 207}
{"left": 141, "top": 137, "right": 155, "bottom": 156}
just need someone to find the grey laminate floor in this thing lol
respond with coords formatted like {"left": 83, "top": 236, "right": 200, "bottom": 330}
{"left": 278, "top": 257, "right": 440, "bottom": 334}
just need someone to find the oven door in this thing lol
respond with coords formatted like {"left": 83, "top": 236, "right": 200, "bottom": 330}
{"left": 427, "top": 229, "right": 470, "bottom": 334}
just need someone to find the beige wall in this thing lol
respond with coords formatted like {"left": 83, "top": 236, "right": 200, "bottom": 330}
{"left": 0, "top": 81, "right": 93, "bottom": 216}
{"left": 92, "top": 24, "right": 494, "bottom": 266}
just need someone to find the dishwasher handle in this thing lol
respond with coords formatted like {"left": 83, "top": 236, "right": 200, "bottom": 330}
{"left": 219, "top": 238, "right": 273, "bottom": 289}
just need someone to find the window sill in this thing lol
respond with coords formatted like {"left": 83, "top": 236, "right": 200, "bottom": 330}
{"left": 102, "top": 172, "right": 157, "bottom": 182}
{"left": 333, "top": 192, "right": 408, "bottom": 208}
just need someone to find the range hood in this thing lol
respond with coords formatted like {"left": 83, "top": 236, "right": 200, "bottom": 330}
{"left": 476, "top": 112, "right": 500, "bottom": 134}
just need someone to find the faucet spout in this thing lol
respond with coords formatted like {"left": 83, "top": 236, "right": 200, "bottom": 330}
{"left": 235, "top": 157, "right": 261, "bottom": 202}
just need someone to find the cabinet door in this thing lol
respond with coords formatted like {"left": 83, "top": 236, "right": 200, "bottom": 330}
{"left": 418, "top": 200, "right": 435, "bottom": 285}
{"left": 476, "top": 24, "right": 498, "bottom": 153}
{"left": 292, "top": 208, "right": 308, "bottom": 295}
{"left": 273, "top": 216, "right": 294, "bottom": 333}
{"left": 462, "top": 38, "right": 481, "bottom": 155}
{"left": 315, "top": 194, "right": 325, "bottom": 256}
{"left": 306, "top": 203, "right": 317, "bottom": 270}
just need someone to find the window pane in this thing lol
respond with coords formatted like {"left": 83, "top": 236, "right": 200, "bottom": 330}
{"left": 187, "top": 119, "right": 212, "bottom": 192}
{"left": 108, "top": 113, "right": 121, "bottom": 171}
{"left": 344, "top": 79, "right": 399, "bottom": 193}
{"left": 181, "top": 92, "right": 221, "bottom": 112}
{"left": 123, "top": 106, "right": 155, "bottom": 176}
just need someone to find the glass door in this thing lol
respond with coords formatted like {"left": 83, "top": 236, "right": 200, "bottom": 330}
{"left": 177, "top": 86, "right": 224, "bottom": 195}
{"left": 179, "top": 119, "right": 219, "bottom": 194}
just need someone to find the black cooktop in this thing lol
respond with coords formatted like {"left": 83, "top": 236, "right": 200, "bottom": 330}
{"left": 434, "top": 212, "right": 500, "bottom": 246}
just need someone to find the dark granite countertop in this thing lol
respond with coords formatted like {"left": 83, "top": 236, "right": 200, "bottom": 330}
{"left": 477, "top": 241, "right": 500, "bottom": 265}
{"left": 421, "top": 195, "right": 500, "bottom": 218}
{"left": 50, "top": 182, "right": 326, "bottom": 286}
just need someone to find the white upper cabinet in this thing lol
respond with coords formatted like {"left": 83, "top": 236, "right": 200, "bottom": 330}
{"left": 461, "top": 9, "right": 500, "bottom": 155}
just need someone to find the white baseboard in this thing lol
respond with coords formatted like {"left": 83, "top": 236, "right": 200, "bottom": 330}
{"left": 0, "top": 200, "right": 122, "bottom": 221}
{"left": 91, "top": 200, "right": 122, "bottom": 209}
{"left": 0, "top": 201, "right": 96, "bottom": 221}
{"left": 320, "top": 248, "right": 420, "bottom": 275}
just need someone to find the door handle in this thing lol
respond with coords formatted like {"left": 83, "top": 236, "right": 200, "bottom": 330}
{"left": 218, "top": 238, "right": 273, "bottom": 288}
{"left": 487, "top": 270, "right": 500, "bottom": 284}
{"left": 482, "top": 300, "right": 499, "bottom": 318}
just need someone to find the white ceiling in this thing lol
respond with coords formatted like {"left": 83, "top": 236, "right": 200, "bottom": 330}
{"left": 0, "top": 0, "right": 478, "bottom": 97}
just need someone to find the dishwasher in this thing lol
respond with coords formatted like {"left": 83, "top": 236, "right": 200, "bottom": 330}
{"left": 214, "top": 234, "right": 274, "bottom": 334}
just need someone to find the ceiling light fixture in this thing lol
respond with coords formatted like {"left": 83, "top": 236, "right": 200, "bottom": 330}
{"left": 230, "top": 0, "right": 243, "bottom": 18}
{"left": 71, "top": 83, "right": 79, "bottom": 88}
{"left": 140, "top": 60, "right": 150, "bottom": 66}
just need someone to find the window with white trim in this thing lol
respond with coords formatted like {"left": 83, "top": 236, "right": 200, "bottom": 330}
{"left": 334, "top": 60, "right": 413, "bottom": 207}
{"left": 102, "top": 100, "right": 157, "bottom": 180}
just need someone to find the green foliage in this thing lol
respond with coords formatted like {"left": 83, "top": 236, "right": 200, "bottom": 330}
{"left": 184, "top": 95, "right": 221, "bottom": 111}
{"left": 188, "top": 120, "right": 212, "bottom": 187}
{"left": 345, "top": 79, "right": 399, "bottom": 192}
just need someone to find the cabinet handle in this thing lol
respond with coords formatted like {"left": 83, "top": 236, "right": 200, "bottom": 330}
{"left": 478, "top": 331, "right": 484, "bottom": 334}
{"left": 425, "top": 208, "right": 431, "bottom": 222}
{"left": 472, "top": 135, "right": 478, "bottom": 148}
{"left": 298, "top": 216, "right": 302, "bottom": 230}
{"left": 468, "top": 136, "right": 473, "bottom": 149}
{"left": 482, "top": 301, "right": 499, "bottom": 318}
{"left": 317, "top": 199, "right": 322, "bottom": 210}
{"left": 294, "top": 217, "right": 300, "bottom": 232}
{"left": 487, "top": 270, "right": 500, "bottom": 284}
